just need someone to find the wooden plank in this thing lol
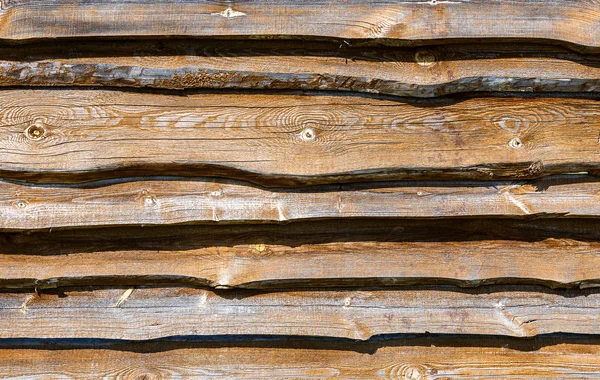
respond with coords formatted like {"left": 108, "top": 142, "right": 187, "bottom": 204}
{"left": 1, "top": 176, "right": 599, "bottom": 230}
{"left": 3, "top": 219, "right": 600, "bottom": 290}
{"left": 1, "top": 40, "right": 600, "bottom": 97}
{"left": 2, "top": 286, "right": 600, "bottom": 339}
{"left": 1, "top": 337, "right": 599, "bottom": 378}
{"left": 2, "top": 90, "right": 600, "bottom": 185}
{"left": 0, "top": 0, "right": 599, "bottom": 49}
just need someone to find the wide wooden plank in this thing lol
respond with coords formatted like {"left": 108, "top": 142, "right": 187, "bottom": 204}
{"left": 2, "top": 90, "right": 600, "bottom": 185}
{"left": 1, "top": 337, "right": 599, "bottom": 378}
{"left": 2, "top": 40, "right": 600, "bottom": 97}
{"left": 2, "top": 286, "right": 600, "bottom": 339}
{"left": 1, "top": 176, "right": 599, "bottom": 230}
{"left": 3, "top": 219, "right": 600, "bottom": 290}
{"left": 0, "top": 0, "right": 599, "bottom": 49}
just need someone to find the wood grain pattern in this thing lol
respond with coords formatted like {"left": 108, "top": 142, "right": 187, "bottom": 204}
{"left": 2, "top": 286, "right": 600, "bottom": 339}
{"left": 2, "top": 40, "right": 600, "bottom": 97}
{"left": 2, "top": 176, "right": 600, "bottom": 230}
{"left": 0, "top": 0, "right": 600, "bottom": 49}
{"left": 3, "top": 219, "right": 600, "bottom": 289}
{"left": 1, "top": 338, "right": 600, "bottom": 379}
{"left": 2, "top": 90, "right": 600, "bottom": 185}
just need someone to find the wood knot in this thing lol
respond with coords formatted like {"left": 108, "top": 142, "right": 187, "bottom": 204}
{"left": 508, "top": 137, "right": 523, "bottom": 149}
{"left": 143, "top": 196, "right": 156, "bottom": 206}
{"left": 415, "top": 50, "right": 437, "bottom": 67}
{"left": 381, "top": 363, "right": 429, "bottom": 379}
{"left": 301, "top": 128, "right": 316, "bottom": 141}
{"left": 14, "top": 200, "right": 28, "bottom": 209}
{"left": 25, "top": 122, "right": 46, "bottom": 140}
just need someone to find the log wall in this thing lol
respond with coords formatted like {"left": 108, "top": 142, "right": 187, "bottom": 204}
{"left": 1, "top": 1, "right": 600, "bottom": 377}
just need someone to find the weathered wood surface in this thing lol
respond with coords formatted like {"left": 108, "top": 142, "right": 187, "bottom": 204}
{"left": 2, "top": 176, "right": 600, "bottom": 230}
{"left": 3, "top": 286, "right": 600, "bottom": 339}
{"left": 2, "top": 90, "right": 600, "bottom": 185}
{"left": 1, "top": 0, "right": 600, "bottom": 49}
{"left": 2, "top": 338, "right": 600, "bottom": 379}
{"left": 2, "top": 41, "right": 600, "bottom": 97}
{"left": 3, "top": 219, "right": 600, "bottom": 289}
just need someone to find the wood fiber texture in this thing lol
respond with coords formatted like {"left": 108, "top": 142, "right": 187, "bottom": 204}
{"left": 4, "top": 286, "right": 600, "bottom": 340}
{"left": 1, "top": 41, "right": 600, "bottom": 97}
{"left": 0, "top": 0, "right": 600, "bottom": 49}
{"left": 1, "top": 0, "right": 600, "bottom": 376}
{"left": 2, "top": 90, "right": 600, "bottom": 185}
{"left": 2, "top": 219, "right": 600, "bottom": 290}
{"left": 2, "top": 175, "right": 600, "bottom": 230}
{"left": 0, "top": 338, "right": 599, "bottom": 379}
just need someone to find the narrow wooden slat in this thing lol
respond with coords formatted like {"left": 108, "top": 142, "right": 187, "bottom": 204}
{"left": 1, "top": 338, "right": 599, "bottom": 378}
{"left": 2, "top": 41, "right": 600, "bottom": 97}
{"left": 2, "top": 286, "right": 600, "bottom": 339}
{"left": 2, "top": 90, "right": 600, "bottom": 185}
{"left": 3, "top": 219, "right": 600, "bottom": 289}
{"left": 0, "top": 0, "right": 599, "bottom": 49}
{"left": 1, "top": 176, "right": 599, "bottom": 230}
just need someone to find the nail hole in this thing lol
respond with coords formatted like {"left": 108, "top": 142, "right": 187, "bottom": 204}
{"left": 509, "top": 137, "right": 523, "bottom": 149}
{"left": 25, "top": 124, "right": 45, "bottom": 140}
{"left": 301, "top": 128, "right": 316, "bottom": 141}
{"left": 16, "top": 201, "right": 27, "bottom": 209}
{"left": 143, "top": 196, "right": 156, "bottom": 205}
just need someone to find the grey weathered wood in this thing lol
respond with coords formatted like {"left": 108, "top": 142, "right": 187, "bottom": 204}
{"left": 3, "top": 219, "right": 600, "bottom": 290}
{"left": 1, "top": 176, "right": 598, "bottom": 230}
{"left": 1, "top": 41, "right": 600, "bottom": 97}
{"left": 4, "top": 286, "right": 600, "bottom": 340}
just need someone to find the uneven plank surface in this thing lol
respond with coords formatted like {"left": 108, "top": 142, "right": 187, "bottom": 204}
{"left": 2, "top": 91, "right": 600, "bottom": 184}
{"left": 2, "top": 41, "right": 600, "bottom": 97}
{"left": 1, "top": 0, "right": 600, "bottom": 49}
{"left": 3, "top": 219, "right": 600, "bottom": 289}
{"left": 2, "top": 176, "right": 600, "bottom": 230}
{"left": 3, "top": 286, "right": 600, "bottom": 339}
{"left": 1, "top": 337, "right": 600, "bottom": 379}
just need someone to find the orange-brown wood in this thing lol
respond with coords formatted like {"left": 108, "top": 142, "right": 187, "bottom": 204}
{"left": 0, "top": 0, "right": 599, "bottom": 50}
{"left": 0, "top": 338, "right": 599, "bottom": 378}
{"left": 2, "top": 90, "right": 600, "bottom": 185}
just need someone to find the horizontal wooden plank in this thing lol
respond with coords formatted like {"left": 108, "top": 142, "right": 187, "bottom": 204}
{"left": 1, "top": 337, "right": 600, "bottom": 378}
{"left": 0, "top": 0, "right": 599, "bottom": 50}
{"left": 2, "top": 286, "right": 600, "bottom": 339}
{"left": 2, "top": 90, "right": 600, "bottom": 185}
{"left": 1, "top": 176, "right": 599, "bottom": 230}
{"left": 2, "top": 40, "right": 600, "bottom": 97}
{"left": 3, "top": 219, "right": 600, "bottom": 289}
